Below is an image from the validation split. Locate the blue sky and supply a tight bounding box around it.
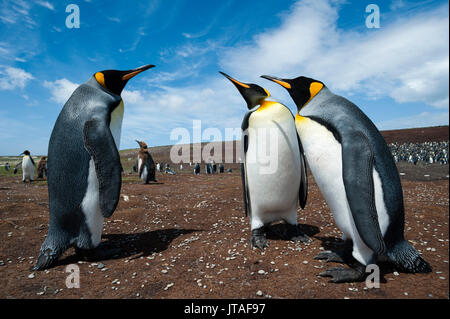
[0,0,448,155]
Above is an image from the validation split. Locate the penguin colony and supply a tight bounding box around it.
[20,64,432,285]
[390,141,448,165]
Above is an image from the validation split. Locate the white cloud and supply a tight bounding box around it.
[43,78,79,104]
[221,0,449,110]
[35,1,55,11]
[376,111,449,130]
[108,17,121,23]
[0,66,33,90]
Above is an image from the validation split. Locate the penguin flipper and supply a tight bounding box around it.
[83,118,122,218]
[297,136,308,209]
[342,131,386,255]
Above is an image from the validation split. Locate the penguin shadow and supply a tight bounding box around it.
[57,228,200,266]
[266,222,320,241]
[314,236,395,283]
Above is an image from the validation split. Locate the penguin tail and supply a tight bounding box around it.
[387,240,432,273]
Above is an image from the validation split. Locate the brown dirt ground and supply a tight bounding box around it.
[0,127,448,299]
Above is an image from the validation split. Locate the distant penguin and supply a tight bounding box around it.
[262,74,432,282]
[156,163,161,172]
[135,140,157,184]
[180,164,183,170]
[20,150,35,182]
[33,64,154,270]
[4,163,9,171]
[219,163,224,173]
[37,156,47,179]
[221,72,309,250]
[194,163,200,175]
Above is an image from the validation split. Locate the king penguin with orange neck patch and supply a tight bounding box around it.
[32,64,155,270]
[262,75,432,282]
[220,72,309,251]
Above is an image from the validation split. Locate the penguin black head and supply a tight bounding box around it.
[94,64,155,96]
[261,75,324,111]
[136,140,148,149]
[220,72,270,109]
[21,150,30,156]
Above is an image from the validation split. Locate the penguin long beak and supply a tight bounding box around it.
[122,64,155,81]
[219,71,250,89]
[261,75,291,89]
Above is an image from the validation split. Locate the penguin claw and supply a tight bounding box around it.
[250,234,269,251]
[314,251,345,263]
[318,267,365,283]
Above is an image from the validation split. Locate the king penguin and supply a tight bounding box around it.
[262,75,432,282]
[135,140,157,184]
[220,72,309,250]
[32,64,155,270]
[20,150,35,182]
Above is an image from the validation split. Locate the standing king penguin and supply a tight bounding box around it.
[135,140,157,184]
[220,72,309,250]
[21,150,35,182]
[262,75,432,282]
[33,65,154,270]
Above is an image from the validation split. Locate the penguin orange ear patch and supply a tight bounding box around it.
[309,82,323,99]
[95,72,106,88]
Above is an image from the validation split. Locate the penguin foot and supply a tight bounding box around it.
[314,250,345,263]
[318,266,366,283]
[250,228,269,251]
[32,248,59,271]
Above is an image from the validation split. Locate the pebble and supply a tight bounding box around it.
[164,283,174,290]
[303,261,308,264]
[256,290,263,296]
[161,269,168,274]
[257,270,265,275]
[97,263,105,269]
[28,273,35,279]
[393,271,399,276]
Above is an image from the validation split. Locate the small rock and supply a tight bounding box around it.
[256,290,263,296]
[257,270,265,275]
[97,263,105,269]
[28,273,35,279]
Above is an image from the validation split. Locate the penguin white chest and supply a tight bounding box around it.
[22,156,34,180]
[110,100,124,149]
